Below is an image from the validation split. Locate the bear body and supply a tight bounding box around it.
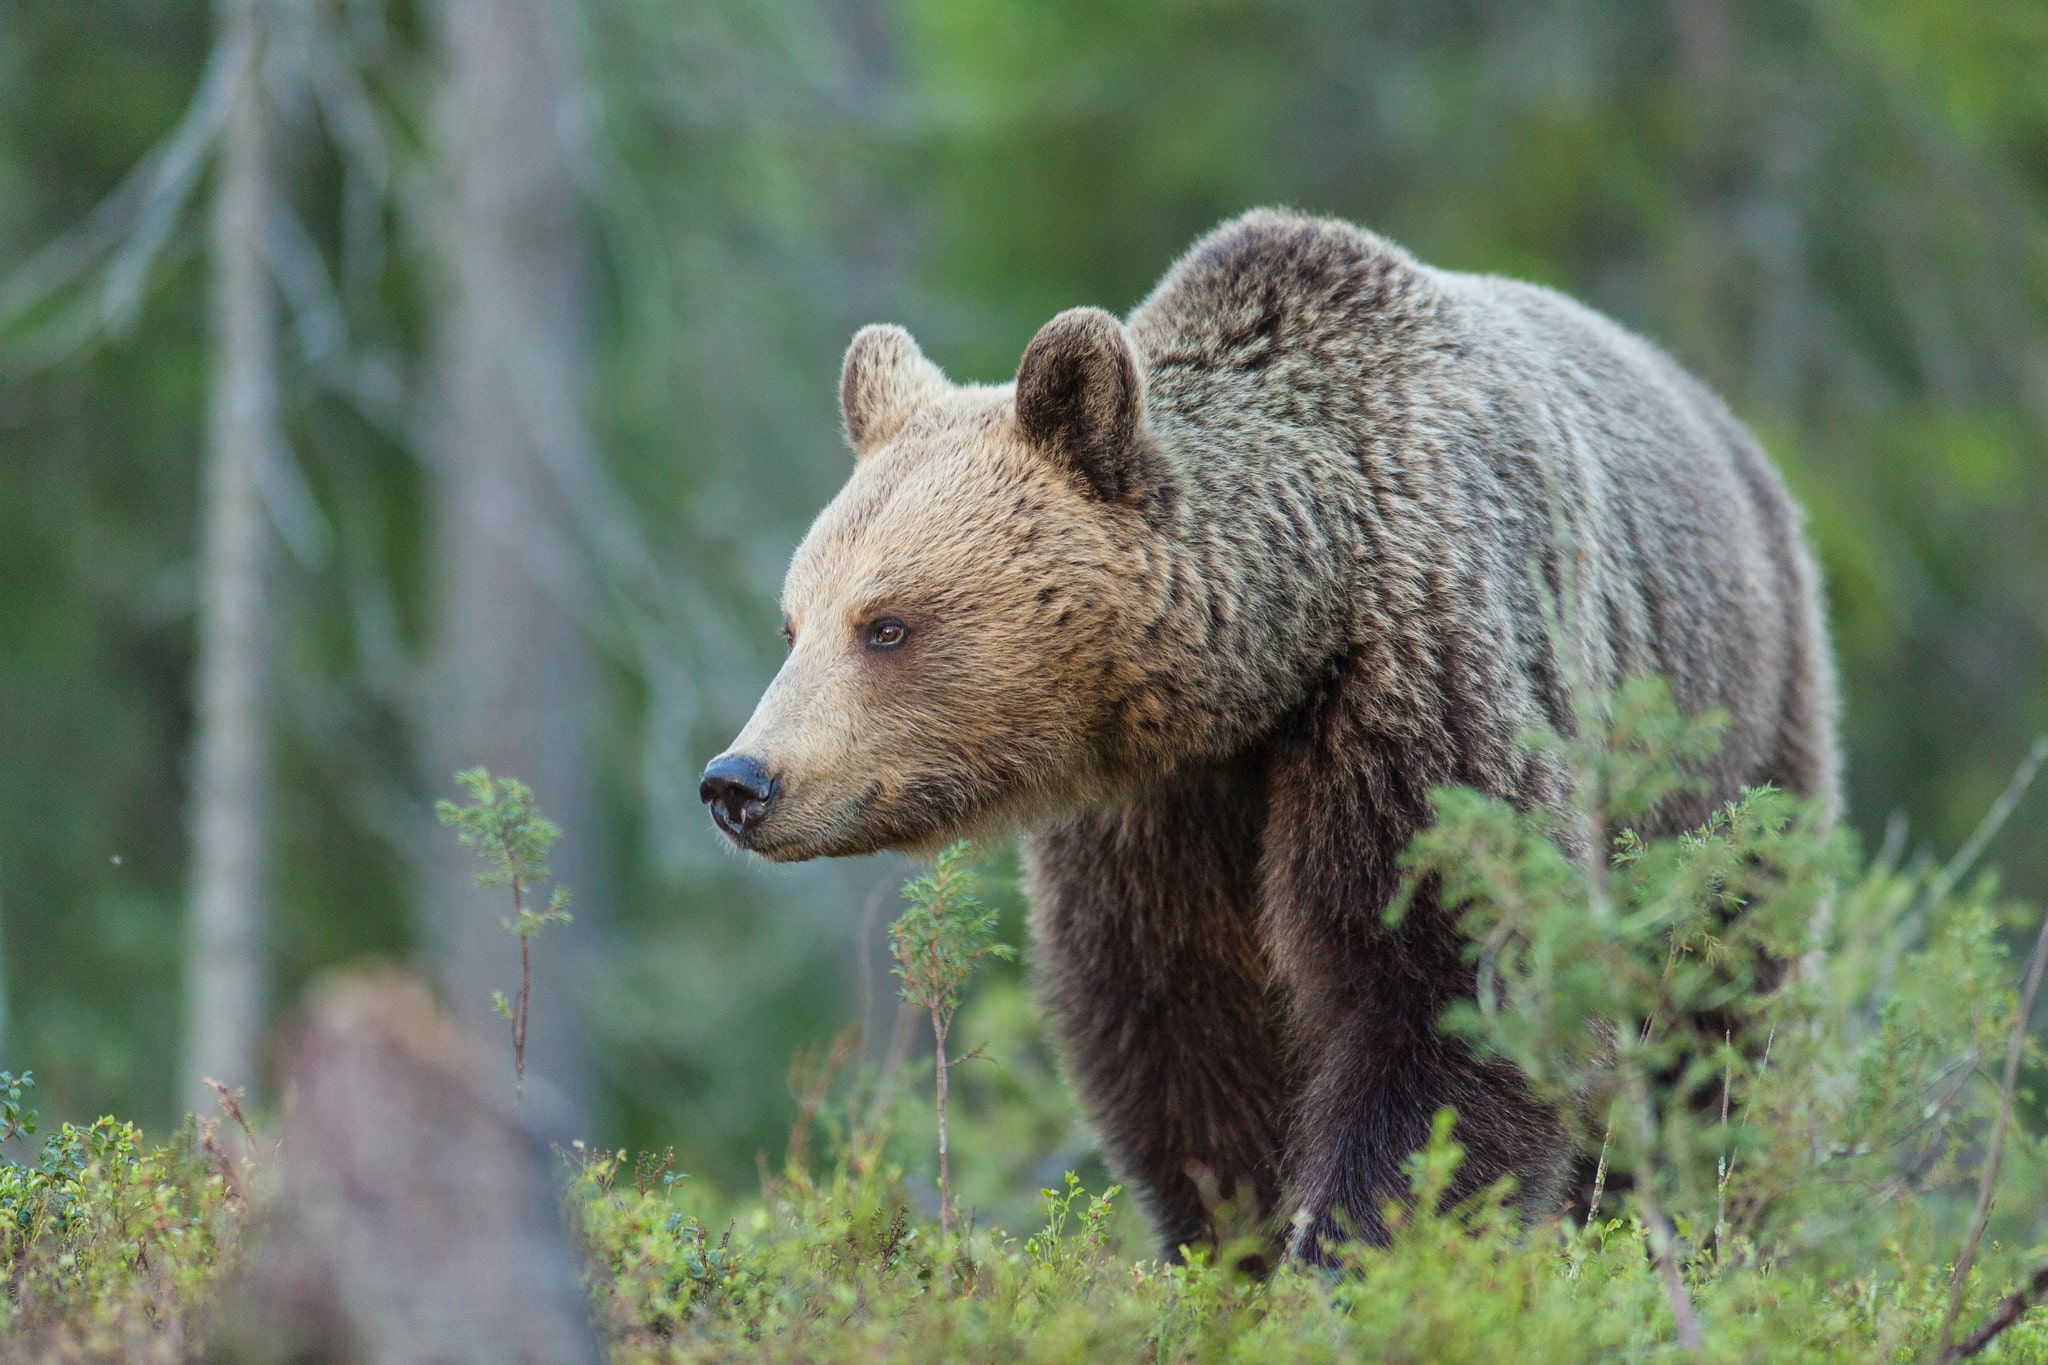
[702,210,1839,1258]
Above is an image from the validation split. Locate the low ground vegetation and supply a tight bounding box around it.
[4,685,2048,1362]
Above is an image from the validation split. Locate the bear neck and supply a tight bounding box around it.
[1097,422,1374,788]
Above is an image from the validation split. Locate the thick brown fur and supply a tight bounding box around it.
[708,210,1840,1261]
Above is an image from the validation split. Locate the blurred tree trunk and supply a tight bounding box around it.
[217,971,600,1365]
[183,0,279,1110]
[425,0,601,1114]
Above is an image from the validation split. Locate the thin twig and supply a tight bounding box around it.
[512,873,532,1103]
[1587,991,1672,1231]
[1711,1023,1777,1249]
[1713,1030,1734,1250]
[1891,738,2048,1014]
[861,998,920,1145]
[932,1003,954,1239]
[784,1028,860,1181]
[202,1077,255,1146]
[1934,892,2048,1358]
[1924,738,2048,913]
[0,33,241,339]
[1584,1119,1613,1230]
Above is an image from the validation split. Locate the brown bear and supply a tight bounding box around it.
[700,209,1839,1260]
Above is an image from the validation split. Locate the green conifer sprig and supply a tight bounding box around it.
[891,841,1014,1239]
[437,768,573,1101]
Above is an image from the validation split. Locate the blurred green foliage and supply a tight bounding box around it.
[0,0,2045,1207]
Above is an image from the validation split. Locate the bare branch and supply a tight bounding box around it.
[1925,738,2048,913]
[1951,1262,2048,1360]
[0,26,243,378]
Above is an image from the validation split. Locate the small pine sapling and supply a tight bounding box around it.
[890,841,1014,1238]
[437,768,573,1102]
[1396,677,1850,1348]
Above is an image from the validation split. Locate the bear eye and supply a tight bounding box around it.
[862,617,908,650]
[780,618,795,649]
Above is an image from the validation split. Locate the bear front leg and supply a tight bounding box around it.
[1025,761,1294,1262]
[1259,695,1567,1260]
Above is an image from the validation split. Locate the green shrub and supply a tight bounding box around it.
[0,1077,238,1360]
[7,685,2048,1361]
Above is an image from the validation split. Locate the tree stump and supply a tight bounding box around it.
[217,970,598,1365]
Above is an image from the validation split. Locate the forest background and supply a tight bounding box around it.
[1,0,2045,1207]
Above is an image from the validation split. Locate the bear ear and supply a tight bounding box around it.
[840,324,950,458]
[1014,307,1154,504]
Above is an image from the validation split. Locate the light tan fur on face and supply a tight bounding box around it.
[722,378,1158,861]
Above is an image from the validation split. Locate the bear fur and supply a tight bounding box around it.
[704,209,1839,1260]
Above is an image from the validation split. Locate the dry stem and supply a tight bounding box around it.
[512,874,529,1102]
[1950,1261,2048,1359]
[932,1003,954,1238]
[1583,1123,1613,1230]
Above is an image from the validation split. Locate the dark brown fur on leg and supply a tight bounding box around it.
[1026,757,1295,1261]
[1259,670,1567,1260]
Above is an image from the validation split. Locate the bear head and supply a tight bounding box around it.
[700,307,1173,861]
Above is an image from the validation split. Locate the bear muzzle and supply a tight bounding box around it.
[699,753,778,844]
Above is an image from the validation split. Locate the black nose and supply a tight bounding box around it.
[700,754,777,838]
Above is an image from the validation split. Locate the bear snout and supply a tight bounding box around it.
[699,753,778,842]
